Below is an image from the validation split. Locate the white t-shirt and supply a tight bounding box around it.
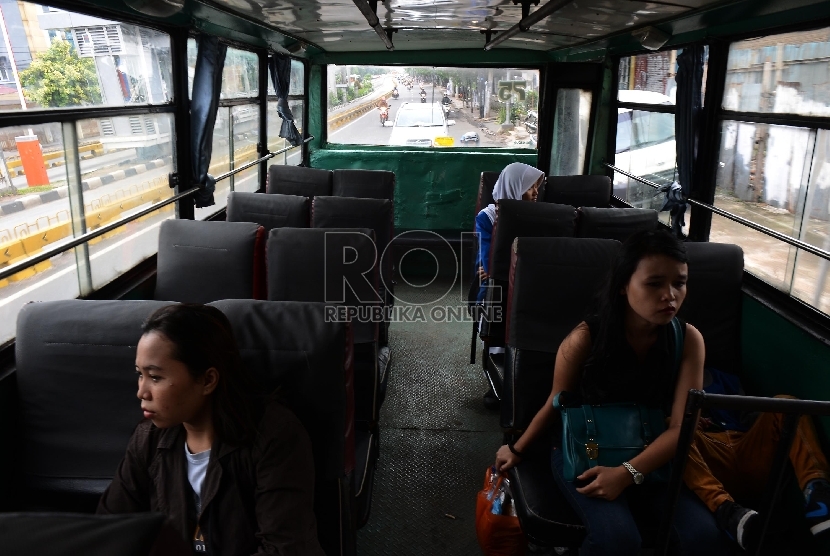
[185,442,211,516]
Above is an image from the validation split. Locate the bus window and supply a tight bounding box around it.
[326,65,539,149]
[616,111,632,154]
[631,111,675,149]
[550,88,592,176]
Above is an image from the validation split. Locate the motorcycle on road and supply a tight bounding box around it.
[379,107,389,126]
[420,91,427,103]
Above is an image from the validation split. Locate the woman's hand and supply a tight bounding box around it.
[495,444,522,472]
[477,266,489,281]
[575,466,632,501]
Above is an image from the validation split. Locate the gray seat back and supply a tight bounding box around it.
[227,191,310,231]
[543,175,611,207]
[503,238,620,429]
[475,171,500,220]
[155,220,265,303]
[209,299,353,480]
[490,199,577,282]
[0,512,187,556]
[209,299,356,556]
[576,207,658,241]
[267,165,332,197]
[312,196,394,297]
[267,227,380,344]
[15,300,169,509]
[678,242,744,374]
[332,169,395,200]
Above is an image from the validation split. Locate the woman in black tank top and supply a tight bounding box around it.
[494,229,730,556]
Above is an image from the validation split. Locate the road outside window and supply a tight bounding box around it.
[326,65,540,149]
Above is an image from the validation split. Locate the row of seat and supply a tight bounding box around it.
[11,298,362,555]
[475,172,613,217]
[169,192,396,312]
[267,166,395,201]
[5,166,407,553]
[501,237,745,547]
[476,198,659,396]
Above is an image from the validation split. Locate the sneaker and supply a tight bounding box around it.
[483,388,500,411]
[715,500,761,551]
[804,480,830,536]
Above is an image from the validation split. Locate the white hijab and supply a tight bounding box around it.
[482,163,545,224]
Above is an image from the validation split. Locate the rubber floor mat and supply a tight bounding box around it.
[357,279,503,554]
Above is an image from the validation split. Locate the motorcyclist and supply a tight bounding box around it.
[377,95,389,123]
[441,92,452,105]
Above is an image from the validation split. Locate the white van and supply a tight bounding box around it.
[614,90,676,192]
[388,102,454,147]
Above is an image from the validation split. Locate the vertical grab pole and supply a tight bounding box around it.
[658,389,704,556]
[752,412,799,556]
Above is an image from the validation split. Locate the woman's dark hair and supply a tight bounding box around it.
[142,304,260,446]
[581,229,687,400]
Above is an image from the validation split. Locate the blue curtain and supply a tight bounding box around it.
[190,36,227,208]
[268,55,302,147]
[664,46,704,236]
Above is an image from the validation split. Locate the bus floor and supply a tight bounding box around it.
[356,277,505,555]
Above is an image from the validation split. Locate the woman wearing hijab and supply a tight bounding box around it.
[474,162,544,303]
[474,162,544,409]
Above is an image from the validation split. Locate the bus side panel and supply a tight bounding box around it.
[740,294,830,554]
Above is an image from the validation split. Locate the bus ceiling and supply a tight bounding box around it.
[81,0,830,60]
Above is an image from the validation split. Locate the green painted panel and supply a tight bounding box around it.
[741,295,830,435]
[309,65,323,151]
[310,148,536,231]
[586,60,614,176]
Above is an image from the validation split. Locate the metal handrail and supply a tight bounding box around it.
[0,136,312,282]
[605,163,830,264]
[213,135,313,182]
[0,186,198,283]
[658,391,830,556]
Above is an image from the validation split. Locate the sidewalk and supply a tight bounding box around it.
[450,99,533,146]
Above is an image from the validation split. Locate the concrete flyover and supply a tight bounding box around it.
[328,87,396,131]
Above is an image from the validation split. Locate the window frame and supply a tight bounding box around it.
[321,63,544,151]
[609,26,830,333]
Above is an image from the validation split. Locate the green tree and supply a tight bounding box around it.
[20,40,102,107]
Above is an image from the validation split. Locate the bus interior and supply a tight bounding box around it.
[2,0,830,554]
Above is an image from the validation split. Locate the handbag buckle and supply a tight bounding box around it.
[586,442,599,460]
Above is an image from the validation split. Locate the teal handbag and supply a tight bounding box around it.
[554,317,684,483]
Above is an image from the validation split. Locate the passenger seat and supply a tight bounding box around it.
[332,169,395,201]
[480,199,577,399]
[227,191,310,231]
[503,238,620,548]
[266,228,380,529]
[211,299,358,556]
[267,165,332,197]
[542,175,612,207]
[154,220,266,303]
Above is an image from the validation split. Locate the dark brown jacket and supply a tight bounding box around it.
[97,402,324,556]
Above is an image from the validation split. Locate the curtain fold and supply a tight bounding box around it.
[268,55,302,147]
[663,45,704,236]
[190,35,227,208]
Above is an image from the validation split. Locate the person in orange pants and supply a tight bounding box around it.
[684,374,830,551]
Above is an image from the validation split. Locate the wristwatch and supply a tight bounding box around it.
[622,461,644,485]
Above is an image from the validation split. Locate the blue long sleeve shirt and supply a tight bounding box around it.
[474,211,494,304]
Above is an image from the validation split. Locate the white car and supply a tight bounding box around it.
[614,90,676,196]
[388,102,454,147]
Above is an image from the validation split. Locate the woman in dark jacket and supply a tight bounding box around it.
[98,304,324,556]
